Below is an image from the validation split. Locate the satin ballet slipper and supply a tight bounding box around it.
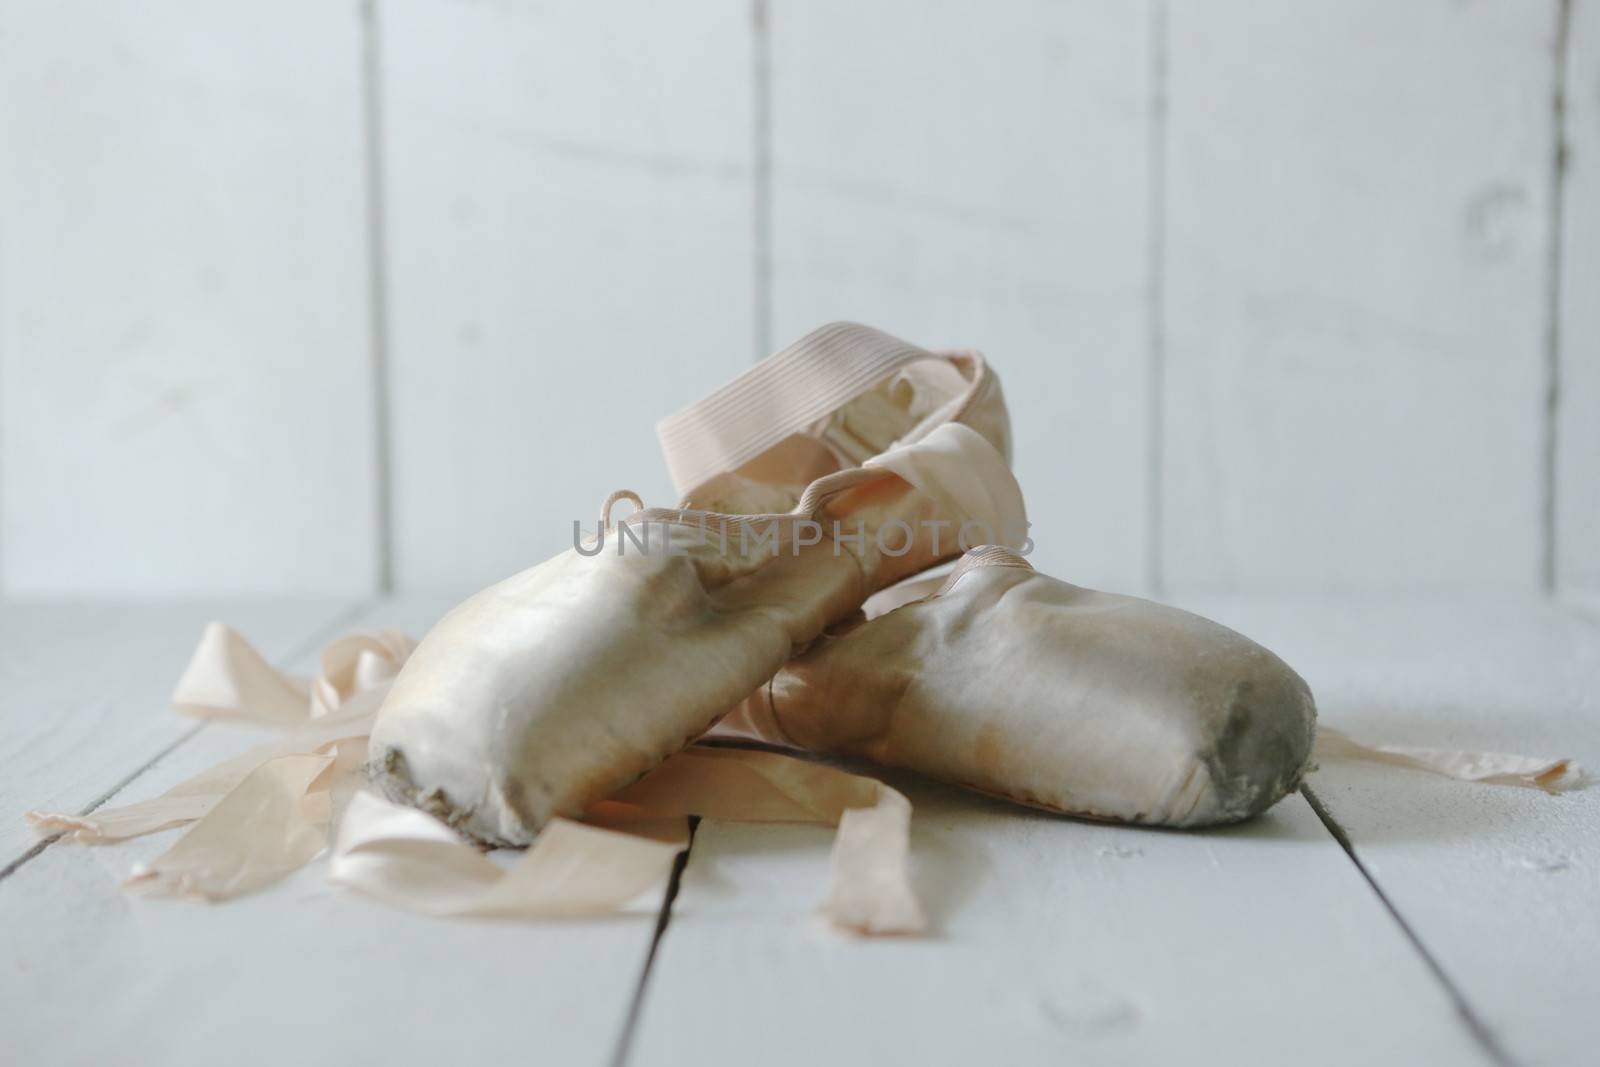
[714,547,1317,827]
[368,323,1028,845]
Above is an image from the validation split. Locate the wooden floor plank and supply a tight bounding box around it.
[1180,596,1600,1067]
[1,597,664,1067]
[0,599,357,865]
[630,776,1489,1066]
[10,596,1590,1066]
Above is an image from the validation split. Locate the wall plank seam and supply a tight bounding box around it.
[1147,0,1170,597]
[1,275,6,591]
[363,0,396,594]
[752,0,774,363]
[1545,0,1576,594]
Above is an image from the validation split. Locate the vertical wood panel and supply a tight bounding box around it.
[767,0,1154,589]
[381,0,755,593]
[1559,0,1600,600]
[0,2,377,595]
[1163,1,1556,592]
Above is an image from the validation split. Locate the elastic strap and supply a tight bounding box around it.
[656,322,950,497]
[935,545,1034,597]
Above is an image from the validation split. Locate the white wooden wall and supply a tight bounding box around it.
[1561,0,1600,608]
[1,0,1593,598]
[0,2,378,595]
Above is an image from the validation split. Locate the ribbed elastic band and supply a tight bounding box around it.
[936,545,1034,597]
[656,322,947,497]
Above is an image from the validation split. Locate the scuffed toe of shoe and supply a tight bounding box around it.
[366,719,546,847]
[1195,657,1318,825]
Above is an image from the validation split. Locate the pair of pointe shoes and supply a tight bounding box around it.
[368,324,1316,846]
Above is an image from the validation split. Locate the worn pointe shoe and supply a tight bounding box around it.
[368,323,1028,845]
[715,547,1318,826]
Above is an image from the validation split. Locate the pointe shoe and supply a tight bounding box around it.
[714,547,1318,826]
[368,323,1028,845]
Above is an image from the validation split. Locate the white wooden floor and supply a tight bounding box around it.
[2,595,1596,1067]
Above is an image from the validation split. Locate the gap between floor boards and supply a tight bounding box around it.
[1301,784,1520,1067]
[610,815,700,1067]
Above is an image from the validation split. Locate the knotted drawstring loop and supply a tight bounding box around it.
[599,490,645,534]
